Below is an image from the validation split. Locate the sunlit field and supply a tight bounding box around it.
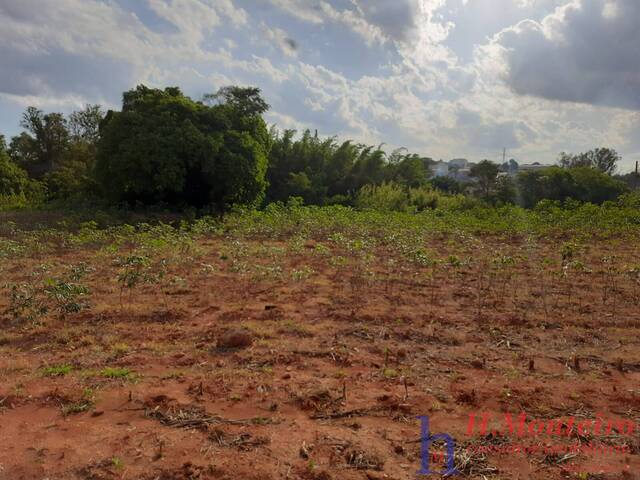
[1,205,639,479]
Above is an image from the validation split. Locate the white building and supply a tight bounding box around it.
[432,160,450,177]
[519,163,549,172]
[449,158,468,169]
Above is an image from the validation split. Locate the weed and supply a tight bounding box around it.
[61,400,92,415]
[42,365,73,377]
[100,367,134,379]
[44,278,90,316]
[111,343,130,357]
[60,388,95,415]
[67,262,95,281]
[382,368,398,379]
[3,282,48,324]
[291,266,314,281]
[117,254,151,307]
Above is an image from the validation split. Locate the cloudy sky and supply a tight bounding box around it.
[1,0,639,170]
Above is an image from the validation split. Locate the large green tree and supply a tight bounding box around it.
[68,104,104,144]
[10,107,69,177]
[0,134,42,202]
[266,129,431,205]
[558,148,621,175]
[45,104,104,201]
[470,160,500,200]
[95,85,270,209]
[518,166,628,207]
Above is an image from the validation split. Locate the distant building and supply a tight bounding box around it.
[432,160,450,177]
[519,162,549,173]
[449,158,468,169]
[453,168,472,182]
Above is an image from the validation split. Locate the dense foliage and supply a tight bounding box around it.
[4,104,103,205]
[0,135,45,209]
[0,84,638,213]
[96,86,270,209]
[518,166,629,208]
[266,129,432,205]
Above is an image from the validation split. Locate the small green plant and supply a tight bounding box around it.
[44,278,90,316]
[111,343,130,357]
[448,255,463,267]
[291,266,314,281]
[307,459,317,472]
[61,388,95,415]
[117,254,151,307]
[560,241,580,263]
[382,368,398,379]
[42,365,73,377]
[61,400,92,415]
[67,262,95,281]
[100,367,133,379]
[4,282,48,324]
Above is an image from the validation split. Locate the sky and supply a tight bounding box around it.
[1,0,639,171]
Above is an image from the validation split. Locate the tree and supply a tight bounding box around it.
[500,158,519,175]
[43,141,99,201]
[430,176,464,194]
[96,85,270,209]
[14,107,69,175]
[558,148,621,175]
[615,170,640,191]
[494,176,517,205]
[349,144,387,191]
[518,166,627,207]
[0,134,42,201]
[42,105,106,201]
[266,128,434,205]
[68,104,104,144]
[470,160,499,199]
[205,86,270,117]
[391,154,430,188]
[569,166,628,203]
[324,140,362,196]
[267,129,334,204]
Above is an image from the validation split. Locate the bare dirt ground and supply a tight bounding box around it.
[0,231,639,479]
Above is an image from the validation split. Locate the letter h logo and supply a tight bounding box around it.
[417,416,459,476]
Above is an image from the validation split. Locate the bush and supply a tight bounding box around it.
[0,141,46,209]
[518,166,629,208]
[617,192,640,208]
[355,182,471,213]
[356,183,410,212]
[430,176,464,194]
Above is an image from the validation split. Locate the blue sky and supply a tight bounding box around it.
[1,0,639,171]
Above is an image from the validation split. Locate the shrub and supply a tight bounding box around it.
[0,137,45,209]
[356,183,409,212]
[518,166,628,208]
[356,182,474,213]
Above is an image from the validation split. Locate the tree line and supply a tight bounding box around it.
[1,85,638,212]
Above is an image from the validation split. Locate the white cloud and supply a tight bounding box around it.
[260,22,298,57]
[0,0,638,171]
[265,0,325,23]
[492,0,640,110]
